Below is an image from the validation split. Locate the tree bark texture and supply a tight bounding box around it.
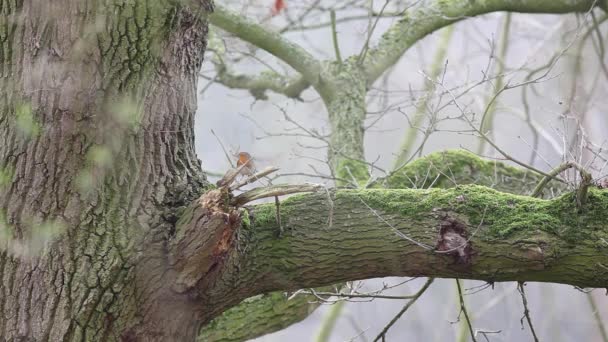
[227,186,608,291]
[0,0,212,340]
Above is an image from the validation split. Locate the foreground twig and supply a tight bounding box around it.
[232,184,322,206]
[230,166,280,190]
[517,282,540,342]
[586,292,608,342]
[373,278,435,342]
[315,301,345,342]
[457,279,478,342]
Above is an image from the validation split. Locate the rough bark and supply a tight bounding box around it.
[0,0,212,340]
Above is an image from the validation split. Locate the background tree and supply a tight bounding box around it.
[202,0,608,341]
[0,1,607,342]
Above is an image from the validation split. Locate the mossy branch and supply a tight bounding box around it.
[223,184,608,298]
[379,150,566,195]
[210,65,310,100]
[195,171,608,339]
[209,5,321,85]
[198,291,323,342]
[196,150,573,341]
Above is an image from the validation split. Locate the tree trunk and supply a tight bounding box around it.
[0,0,212,340]
[316,61,368,183]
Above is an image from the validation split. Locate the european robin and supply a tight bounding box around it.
[236,152,255,176]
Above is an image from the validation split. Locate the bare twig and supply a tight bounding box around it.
[586,292,608,342]
[517,282,540,342]
[456,279,478,342]
[372,278,435,342]
[211,129,235,167]
[358,0,391,65]
[304,289,422,302]
[231,166,280,190]
[330,9,343,65]
[475,329,501,342]
[430,75,566,181]
[477,13,512,154]
[232,184,321,206]
[531,161,592,208]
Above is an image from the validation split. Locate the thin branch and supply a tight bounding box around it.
[231,166,280,190]
[372,278,435,342]
[232,183,322,206]
[330,10,343,65]
[517,282,540,342]
[362,0,597,84]
[438,93,561,180]
[210,4,321,84]
[211,129,234,168]
[302,290,422,301]
[393,25,454,168]
[477,13,512,154]
[456,279,478,342]
[586,292,608,342]
[358,0,391,65]
[531,161,592,207]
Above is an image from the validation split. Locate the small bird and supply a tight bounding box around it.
[236,152,256,176]
[216,152,256,188]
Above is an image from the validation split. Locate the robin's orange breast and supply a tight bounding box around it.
[236,152,253,168]
[236,152,255,176]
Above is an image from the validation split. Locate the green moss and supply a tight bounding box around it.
[546,188,608,243]
[381,149,561,195]
[14,102,40,138]
[250,201,278,227]
[335,159,370,187]
[327,185,605,241]
[199,290,321,342]
[0,166,14,187]
[337,187,435,219]
[240,208,251,230]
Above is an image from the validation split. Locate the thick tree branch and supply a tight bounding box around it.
[211,68,310,100]
[188,181,608,338]
[206,30,310,100]
[209,5,321,85]
[194,150,569,340]
[222,185,608,300]
[198,291,323,342]
[363,0,598,83]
